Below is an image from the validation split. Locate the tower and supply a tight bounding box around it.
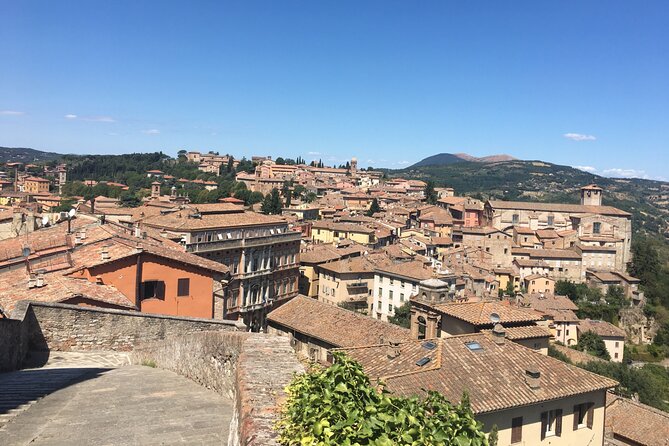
[350,157,358,172]
[580,184,603,206]
[151,181,161,200]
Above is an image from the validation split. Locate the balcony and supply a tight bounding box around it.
[186,230,301,253]
[346,282,369,295]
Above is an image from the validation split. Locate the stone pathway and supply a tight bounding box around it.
[0,355,233,445]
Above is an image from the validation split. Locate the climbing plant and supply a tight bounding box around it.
[277,352,488,446]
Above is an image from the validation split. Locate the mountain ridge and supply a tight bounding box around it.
[409,152,517,168]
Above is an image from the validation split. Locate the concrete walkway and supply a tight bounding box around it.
[0,355,233,445]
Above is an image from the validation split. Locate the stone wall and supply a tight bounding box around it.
[0,316,31,372]
[0,300,245,371]
[130,331,304,446]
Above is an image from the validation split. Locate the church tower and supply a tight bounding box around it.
[580,184,603,206]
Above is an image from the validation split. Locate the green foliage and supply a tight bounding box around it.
[580,361,669,412]
[387,302,411,329]
[261,188,283,215]
[654,321,669,347]
[574,331,611,360]
[277,352,488,446]
[487,425,498,446]
[52,198,77,213]
[424,180,438,205]
[304,191,317,203]
[547,345,572,364]
[366,198,381,217]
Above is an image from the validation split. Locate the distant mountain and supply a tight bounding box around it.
[410,152,517,168]
[0,146,65,163]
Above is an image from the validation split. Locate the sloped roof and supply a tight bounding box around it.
[606,393,669,446]
[487,200,630,217]
[267,295,412,347]
[429,301,541,326]
[339,334,616,414]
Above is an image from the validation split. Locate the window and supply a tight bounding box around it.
[378,287,383,298]
[388,304,393,313]
[541,409,562,439]
[512,214,519,224]
[377,300,382,310]
[547,216,554,226]
[177,278,190,297]
[511,417,523,443]
[615,341,619,348]
[573,403,594,430]
[141,280,165,300]
[389,290,394,300]
[593,222,601,234]
[390,278,394,285]
[400,293,405,302]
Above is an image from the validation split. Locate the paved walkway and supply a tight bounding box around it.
[0,354,233,445]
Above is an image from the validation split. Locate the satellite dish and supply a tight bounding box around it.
[490,313,501,324]
[42,215,49,226]
[68,208,76,218]
[22,247,31,258]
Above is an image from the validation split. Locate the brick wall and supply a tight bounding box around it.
[130,331,304,446]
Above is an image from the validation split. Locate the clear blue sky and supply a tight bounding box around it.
[1,1,667,180]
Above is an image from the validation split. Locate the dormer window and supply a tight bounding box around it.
[593,222,601,234]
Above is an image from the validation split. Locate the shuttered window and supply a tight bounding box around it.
[586,402,594,428]
[177,278,190,297]
[511,417,522,443]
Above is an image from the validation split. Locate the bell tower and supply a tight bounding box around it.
[580,184,603,206]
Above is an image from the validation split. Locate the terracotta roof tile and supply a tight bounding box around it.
[339,334,617,414]
[606,393,669,446]
[428,301,541,326]
[267,295,412,348]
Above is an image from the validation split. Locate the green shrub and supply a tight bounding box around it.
[277,352,488,446]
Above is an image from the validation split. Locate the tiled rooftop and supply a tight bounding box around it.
[427,301,541,326]
[267,295,412,348]
[605,393,669,446]
[339,334,617,414]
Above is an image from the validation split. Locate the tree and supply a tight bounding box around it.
[261,188,283,215]
[628,238,660,285]
[275,157,285,165]
[366,198,381,217]
[424,180,438,205]
[388,302,411,328]
[304,191,317,203]
[555,280,579,301]
[574,331,611,360]
[226,156,234,173]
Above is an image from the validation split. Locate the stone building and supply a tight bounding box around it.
[484,185,632,270]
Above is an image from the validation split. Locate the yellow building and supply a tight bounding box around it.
[311,221,376,246]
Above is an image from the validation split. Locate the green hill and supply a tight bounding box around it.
[0,146,65,163]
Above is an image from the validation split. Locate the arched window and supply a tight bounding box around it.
[417,316,427,340]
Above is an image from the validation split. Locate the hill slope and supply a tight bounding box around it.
[0,146,64,163]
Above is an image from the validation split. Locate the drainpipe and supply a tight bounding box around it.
[135,253,143,308]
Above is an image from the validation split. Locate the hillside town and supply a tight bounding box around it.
[0,152,666,446]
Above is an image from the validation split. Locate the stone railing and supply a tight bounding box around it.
[0,300,245,371]
[131,331,304,446]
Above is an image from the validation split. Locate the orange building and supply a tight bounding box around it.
[23,177,50,194]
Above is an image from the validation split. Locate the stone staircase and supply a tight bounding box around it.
[0,351,130,430]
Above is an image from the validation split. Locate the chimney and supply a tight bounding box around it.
[492,323,506,345]
[525,366,541,390]
[80,229,87,240]
[101,248,110,261]
[135,243,144,253]
[28,274,37,289]
[95,275,104,284]
[74,234,83,245]
[387,340,401,359]
[36,271,45,287]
